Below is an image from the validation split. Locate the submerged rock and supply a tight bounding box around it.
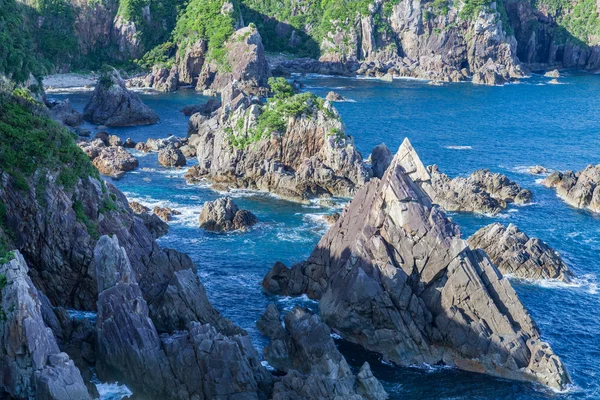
[468,223,574,282]
[263,138,570,390]
[0,252,92,399]
[83,69,159,127]
[529,165,549,175]
[542,165,600,212]
[257,304,388,400]
[198,197,258,232]
[427,165,532,214]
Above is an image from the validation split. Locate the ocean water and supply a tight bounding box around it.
[54,72,600,399]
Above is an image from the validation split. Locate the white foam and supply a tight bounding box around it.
[261,361,276,371]
[513,165,551,176]
[330,332,342,340]
[123,193,201,228]
[95,382,132,400]
[507,273,598,294]
[67,310,97,320]
[445,145,472,150]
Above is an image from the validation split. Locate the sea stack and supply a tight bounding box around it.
[263,138,570,390]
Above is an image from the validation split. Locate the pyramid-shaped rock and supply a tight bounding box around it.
[263,138,570,390]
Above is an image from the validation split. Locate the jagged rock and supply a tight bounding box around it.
[542,165,600,212]
[123,138,137,148]
[263,138,570,390]
[90,146,139,178]
[94,235,272,399]
[323,212,340,224]
[129,201,150,214]
[46,98,83,127]
[147,65,179,92]
[258,304,388,400]
[370,143,393,179]
[326,91,346,101]
[145,135,186,152]
[179,144,196,158]
[529,165,549,175]
[196,26,271,94]
[128,202,169,238]
[83,69,159,126]
[135,142,150,152]
[198,197,258,232]
[468,223,574,282]
[545,69,560,78]
[177,39,206,85]
[153,206,181,222]
[0,252,91,399]
[158,146,187,168]
[427,165,532,215]
[181,98,221,116]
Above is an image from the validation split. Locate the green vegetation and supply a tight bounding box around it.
[459,0,494,20]
[73,200,99,240]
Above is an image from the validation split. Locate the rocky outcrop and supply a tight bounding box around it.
[542,165,600,212]
[326,91,346,101]
[198,197,258,232]
[94,235,273,399]
[83,69,159,126]
[262,138,570,390]
[427,165,532,214]
[0,252,92,399]
[181,98,221,117]
[158,146,186,167]
[529,165,549,175]
[153,206,180,222]
[370,143,393,179]
[196,26,271,94]
[257,304,388,400]
[468,223,574,282]
[186,83,370,202]
[128,202,169,238]
[78,140,138,178]
[46,98,83,127]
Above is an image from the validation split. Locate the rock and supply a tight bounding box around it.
[181,98,221,117]
[153,206,181,222]
[198,197,258,232]
[129,201,150,214]
[370,143,393,179]
[545,69,560,78]
[529,165,548,175]
[179,144,196,158]
[90,146,139,178]
[46,98,83,127]
[326,91,346,101]
[258,304,388,400]
[177,39,206,85]
[123,138,137,148]
[542,165,600,212]
[83,69,159,126]
[468,223,574,282]
[427,165,532,215]
[129,202,168,238]
[158,146,187,168]
[549,79,560,84]
[263,138,570,391]
[145,135,185,152]
[148,65,179,92]
[323,212,340,224]
[107,134,123,147]
[0,252,92,399]
[380,73,393,82]
[135,142,150,152]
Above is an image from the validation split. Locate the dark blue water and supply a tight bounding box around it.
[54,73,600,399]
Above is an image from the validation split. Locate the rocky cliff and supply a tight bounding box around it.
[263,138,570,390]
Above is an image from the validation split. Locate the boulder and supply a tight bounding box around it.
[326,91,346,101]
[145,135,186,152]
[542,165,600,212]
[263,138,570,391]
[158,146,187,168]
[0,252,91,399]
[198,197,258,232]
[123,138,137,148]
[370,143,393,179]
[83,69,159,126]
[91,146,139,178]
[529,165,548,175]
[468,223,574,282]
[544,69,560,78]
[323,212,340,224]
[153,206,181,222]
[46,98,83,127]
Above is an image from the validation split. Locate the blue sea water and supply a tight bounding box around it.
[54,72,600,399]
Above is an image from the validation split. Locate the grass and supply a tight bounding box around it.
[73,200,99,240]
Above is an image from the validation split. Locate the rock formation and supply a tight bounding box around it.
[257,304,388,400]
[326,91,346,101]
[153,206,180,222]
[529,165,549,175]
[158,145,187,167]
[128,202,169,238]
[468,223,574,282]
[0,252,92,399]
[542,165,600,212]
[83,69,159,126]
[81,142,139,178]
[370,143,393,179]
[46,98,83,127]
[199,197,258,232]
[185,82,370,202]
[263,138,570,390]
[427,165,532,214]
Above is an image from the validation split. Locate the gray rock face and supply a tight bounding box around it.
[263,138,570,390]
[468,223,574,282]
[199,197,258,232]
[94,235,272,399]
[158,146,187,168]
[257,304,388,400]
[83,144,139,178]
[128,202,169,238]
[46,98,83,127]
[542,165,600,212]
[0,252,91,400]
[83,69,159,126]
[370,143,393,179]
[186,83,370,202]
[427,165,532,214]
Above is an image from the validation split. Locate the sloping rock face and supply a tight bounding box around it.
[263,138,570,390]
[83,69,159,126]
[542,165,600,212]
[94,235,273,399]
[468,223,573,282]
[257,304,388,400]
[197,26,271,95]
[186,84,370,202]
[427,165,532,215]
[0,252,91,399]
[199,197,258,232]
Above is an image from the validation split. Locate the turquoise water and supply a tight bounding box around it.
[54,73,600,399]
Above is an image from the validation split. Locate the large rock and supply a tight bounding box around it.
[83,69,159,126]
[94,235,272,399]
[90,145,139,178]
[46,98,83,127]
[542,165,600,212]
[198,197,258,232]
[263,138,570,390]
[468,223,574,282]
[158,146,187,168]
[0,252,91,399]
[258,304,388,400]
[427,165,532,214]
[370,143,393,179]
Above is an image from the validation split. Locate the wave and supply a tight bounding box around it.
[512,165,551,176]
[506,273,598,294]
[123,192,201,228]
[444,145,472,150]
[95,382,132,400]
[67,309,97,321]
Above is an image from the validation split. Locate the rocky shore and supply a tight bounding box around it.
[542,165,600,212]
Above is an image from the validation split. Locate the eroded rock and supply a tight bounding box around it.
[542,165,600,212]
[199,197,258,232]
